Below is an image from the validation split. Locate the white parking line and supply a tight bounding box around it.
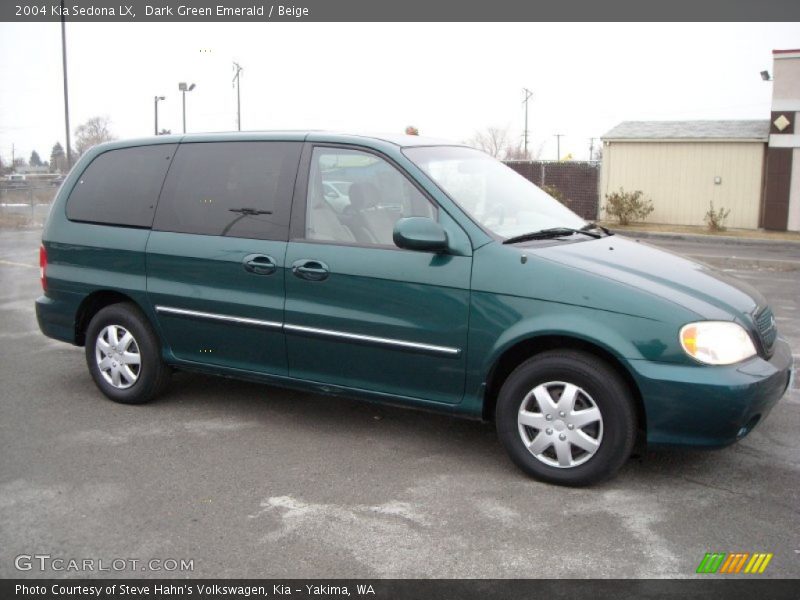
[0,259,37,269]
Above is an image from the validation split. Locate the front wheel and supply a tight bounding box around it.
[495,350,636,486]
[84,302,170,404]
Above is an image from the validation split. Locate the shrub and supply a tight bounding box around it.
[542,184,567,205]
[704,201,731,232]
[603,188,654,226]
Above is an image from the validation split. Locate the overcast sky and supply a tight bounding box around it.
[0,22,797,164]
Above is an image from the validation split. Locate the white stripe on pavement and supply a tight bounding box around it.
[0,259,37,269]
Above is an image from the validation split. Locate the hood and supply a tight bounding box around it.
[534,235,764,320]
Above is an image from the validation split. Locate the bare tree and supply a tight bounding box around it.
[503,141,529,161]
[467,127,547,161]
[467,127,513,159]
[75,116,116,157]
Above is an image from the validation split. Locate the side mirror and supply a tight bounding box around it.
[393,217,448,252]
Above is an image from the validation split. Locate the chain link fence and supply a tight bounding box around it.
[0,183,58,228]
[503,160,601,221]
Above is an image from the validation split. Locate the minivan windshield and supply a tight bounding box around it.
[404,146,586,240]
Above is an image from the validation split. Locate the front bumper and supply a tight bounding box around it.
[629,339,793,447]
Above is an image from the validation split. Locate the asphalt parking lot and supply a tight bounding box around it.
[0,228,798,579]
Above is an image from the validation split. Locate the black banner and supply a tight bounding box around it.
[3,579,800,600]
[3,0,800,22]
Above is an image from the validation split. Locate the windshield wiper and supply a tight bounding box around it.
[502,227,602,244]
[580,222,613,236]
[228,207,273,216]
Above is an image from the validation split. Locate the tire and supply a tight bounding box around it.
[495,350,636,486]
[84,302,170,404]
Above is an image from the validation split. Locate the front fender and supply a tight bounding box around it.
[459,292,688,417]
[487,310,646,365]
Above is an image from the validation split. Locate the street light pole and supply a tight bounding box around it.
[232,62,243,131]
[554,134,563,160]
[178,82,196,134]
[154,96,165,135]
[60,0,72,169]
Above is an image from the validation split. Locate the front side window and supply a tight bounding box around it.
[305,147,435,246]
[153,141,301,240]
[66,144,177,227]
[404,146,585,239]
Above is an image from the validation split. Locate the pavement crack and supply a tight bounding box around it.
[680,476,800,516]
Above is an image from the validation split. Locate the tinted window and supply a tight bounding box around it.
[154,141,301,240]
[66,144,177,227]
[305,147,436,246]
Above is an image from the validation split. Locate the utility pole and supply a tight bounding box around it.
[554,134,564,161]
[60,0,72,169]
[232,62,243,131]
[589,137,598,161]
[522,88,533,158]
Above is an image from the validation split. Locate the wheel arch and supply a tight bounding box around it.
[74,290,147,346]
[482,334,646,440]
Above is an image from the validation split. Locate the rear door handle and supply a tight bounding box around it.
[243,254,276,275]
[292,259,329,281]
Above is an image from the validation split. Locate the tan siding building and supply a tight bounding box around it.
[767,48,800,231]
[600,120,769,229]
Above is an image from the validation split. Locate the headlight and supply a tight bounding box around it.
[679,321,757,365]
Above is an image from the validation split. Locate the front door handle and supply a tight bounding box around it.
[292,259,330,282]
[243,254,276,275]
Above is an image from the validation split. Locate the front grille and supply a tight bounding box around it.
[754,306,778,357]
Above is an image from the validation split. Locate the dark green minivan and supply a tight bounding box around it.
[36,132,793,486]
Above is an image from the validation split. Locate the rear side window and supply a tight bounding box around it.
[66,144,177,227]
[153,141,301,240]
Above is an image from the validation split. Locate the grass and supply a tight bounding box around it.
[598,221,800,242]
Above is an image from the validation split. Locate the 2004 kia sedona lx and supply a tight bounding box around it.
[36,132,794,486]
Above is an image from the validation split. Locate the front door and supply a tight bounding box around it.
[284,145,471,405]
[147,140,302,375]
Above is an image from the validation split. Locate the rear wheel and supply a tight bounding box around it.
[84,303,170,404]
[495,350,636,486]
